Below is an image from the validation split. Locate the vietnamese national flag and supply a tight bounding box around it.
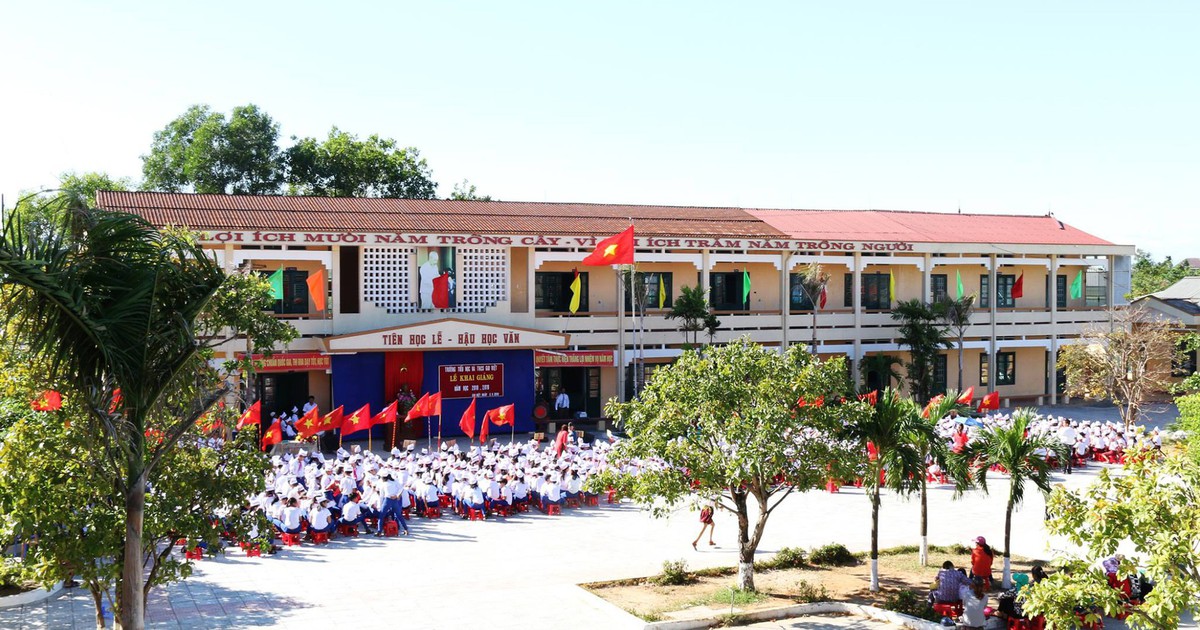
[31,390,63,412]
[261,419,283,450]
[977,391,1000,412]
[479,406,490,443]
[318,406,344,433]
[237,400,261,430]
[342,404,372,437]
[295,405,321,438]
[487,403,517,427]
[956,387,974,405]
[426,392,442,416]
[405,393,430,422]
[1012,273,1024,299]
[581,226,635,266]
[459,398,476,440]
[432,272,451,309]
[372,400,398,426]
[307,268,327,311]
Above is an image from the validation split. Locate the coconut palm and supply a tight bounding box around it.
[795,262,830,354]
[955,408,1068,589]
[839,388,936,591]
[914,391,970,566]
[860,353,902,391]
[939,295,977,390]
[0,204,226,630]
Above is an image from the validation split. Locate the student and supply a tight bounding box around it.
[1057,419,1077,474]
[958,577,989,629]
[340,493,365,533]
[970,536,995,588]
[375,473,410,536]
[931,561,970,604]
[692,502,716,550]
[309,499,335,536]
[280,498,305,535]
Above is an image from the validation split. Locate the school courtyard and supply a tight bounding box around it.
[5,406,1183,630]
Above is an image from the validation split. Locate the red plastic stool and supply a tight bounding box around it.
[564,497,581,509]
[184,548,204,560]
[606,489,618,504]
[932,603,962,618]
[467,508,486,521]
[245,547,261,558]
[825,480,840,493]
[338,523,359,537]
[424,507,442,519]
[490,503,510,517]
[281,533,302,546]
[545,503,561,515]
[439,495,452,508]
[584,494,600,507]
[312,532,330,545]
[383,520,400,537]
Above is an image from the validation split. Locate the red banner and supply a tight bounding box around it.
[439,363,504,399]
[239,352,331,373]
[534,350,615,367]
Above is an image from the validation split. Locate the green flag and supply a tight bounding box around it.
[956,270,964,299]
[1070,270,1083,299]
[742,270,751,308]
[268,267,284,301]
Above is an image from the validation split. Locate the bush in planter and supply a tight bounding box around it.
[769,546,807,569]
[0,557,35,594]
[882,589,939,621]
[652,559,693,586]
[809,543,856,566]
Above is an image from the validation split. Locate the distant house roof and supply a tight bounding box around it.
[95,191,1120,247]
[1135,277,1200,322]
[1184,257,1200,269]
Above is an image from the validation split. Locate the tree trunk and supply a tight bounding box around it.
[90,585,106,629]
[811,310,818,355]
[919,478,929,566]
[870,486,881,591]
[732,491,755,591]
[120,471,146,630]
[1003,497,1014,590]
[957,335,965,391]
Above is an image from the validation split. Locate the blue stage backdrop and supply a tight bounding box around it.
[330,353,386,440]
[423,349,536,437]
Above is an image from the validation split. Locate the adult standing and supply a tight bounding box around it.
[1057,419,1077,474]
[553,386,571,420]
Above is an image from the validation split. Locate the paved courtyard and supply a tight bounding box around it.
[1,403,1186,629]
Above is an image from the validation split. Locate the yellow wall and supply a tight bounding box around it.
[711,261,781,311]
[511,247,529,313]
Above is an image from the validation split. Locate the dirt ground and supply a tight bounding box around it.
[585,550,1042,622]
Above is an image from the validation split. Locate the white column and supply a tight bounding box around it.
[780,251,791,349]
[923,253,932,302]
[1049,254,1058,404]
[700,249,711,298]
[852,252,863,387]
[988,254,997,392]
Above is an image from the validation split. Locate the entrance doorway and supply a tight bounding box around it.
[258,372,309,418]
[535,367,601,419]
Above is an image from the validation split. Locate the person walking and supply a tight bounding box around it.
[1057,419,1077,474]
[692,502,716,550]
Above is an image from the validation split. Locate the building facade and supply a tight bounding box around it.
[97,192,1135,436]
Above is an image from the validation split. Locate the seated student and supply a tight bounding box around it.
[541,474,563,510]
[931,561,970,604]
[463,479,486,516]
[279,498,305,535]
[565,470,582,502]
[971,536,995,587]
[339,492,365,533]
[958,577,989,630]
[308,499,335,536]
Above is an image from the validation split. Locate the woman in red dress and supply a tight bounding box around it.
[692,503,716,549]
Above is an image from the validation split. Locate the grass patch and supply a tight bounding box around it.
[636,611,664,622]
[690,586,766,608]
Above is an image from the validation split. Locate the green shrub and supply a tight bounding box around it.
[793,579,830,603]
[0,557,32,590]
[703,586,765,607]
[653,558,694,586]
[947,543,972,555]
[882,589,939,621]
[810,543,856,566]
[770,546,807,569]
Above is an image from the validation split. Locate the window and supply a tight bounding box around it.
[996,274,1016,308]
[264,268,310,315]
[980,274,989,308]
[710,272,748,311]
[984,351,1016,385]
[1085,270,1107,307]
[1173,345,1198,377]
[931,274,948,302]
[843,273,891,310]
[624,272,673,311]
[932,354,947,396]
[789,273,816,311]
[535,271,588,312]
[1056,275,1067,308]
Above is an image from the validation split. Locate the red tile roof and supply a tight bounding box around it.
[95,191,1117,247]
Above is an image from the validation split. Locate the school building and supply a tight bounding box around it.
[96,191,1135,436]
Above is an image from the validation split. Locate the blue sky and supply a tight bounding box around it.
[1,1,1196,258]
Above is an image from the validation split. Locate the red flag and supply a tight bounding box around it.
[956,387,974,405]
[857,390,878,406]
[426,392,442,416]
[109,388,123,413]
[581,226,635,266]
[921,394,946,418]
[977,392,1000,412]
[405,393,430,422]
[819,286,827,309]
[295,406,321,439]
[1012,273,1024,299]
[31,390,63,412]
[318,406,345,433]
[306,268,327,311]
[486,403,517,426]
[261,418,283,450]
[432,272,451,309]
[237,400,262,429]
[459,398,476,440]
[372,400,398,426]
[479,407,490,443]
[342,404,372,436]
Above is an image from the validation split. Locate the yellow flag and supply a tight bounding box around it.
[889,270,896,303]
[569,271,582,313]
[658,274,667,309]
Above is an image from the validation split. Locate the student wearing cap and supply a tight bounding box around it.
[309,498,335,536]
[970,536,995,587]
[958,576,989,629]
[340,492,365,533]
[375,473,410,536]
[279,498,305,535]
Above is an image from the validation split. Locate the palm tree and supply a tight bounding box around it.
[795,262,830,354]
[860,353,903,391]
[955,409,1068,589]
[839,388,935,591]
[915,392,969,566]
[0,204,226,630]
[666,284,708,346]
[892,299,953,404]
[939,295,977,391]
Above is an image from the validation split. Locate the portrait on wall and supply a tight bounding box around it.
[417,246,456,309]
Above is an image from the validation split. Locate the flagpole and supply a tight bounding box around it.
[426,416,431,452]
[616,266,626,403]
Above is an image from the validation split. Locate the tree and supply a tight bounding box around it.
[838,388,934,590]
[8,172,132,226]
[954,409,1066,589]
[703,312,721,345]
[591,340,866,591]
[1130,249,1197,298]
[939,295,977,391]
[913,392,964,566]
[892,299,952,403]
[1058,306,1181,430]
[1023,453,1200,629]
[795,262,830,354]
[284,127,437,198]
[860,354,902,391]
[142,104,284,194]
[450,179,493,201]
[0,204,228,630]
[666,284,710,346]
